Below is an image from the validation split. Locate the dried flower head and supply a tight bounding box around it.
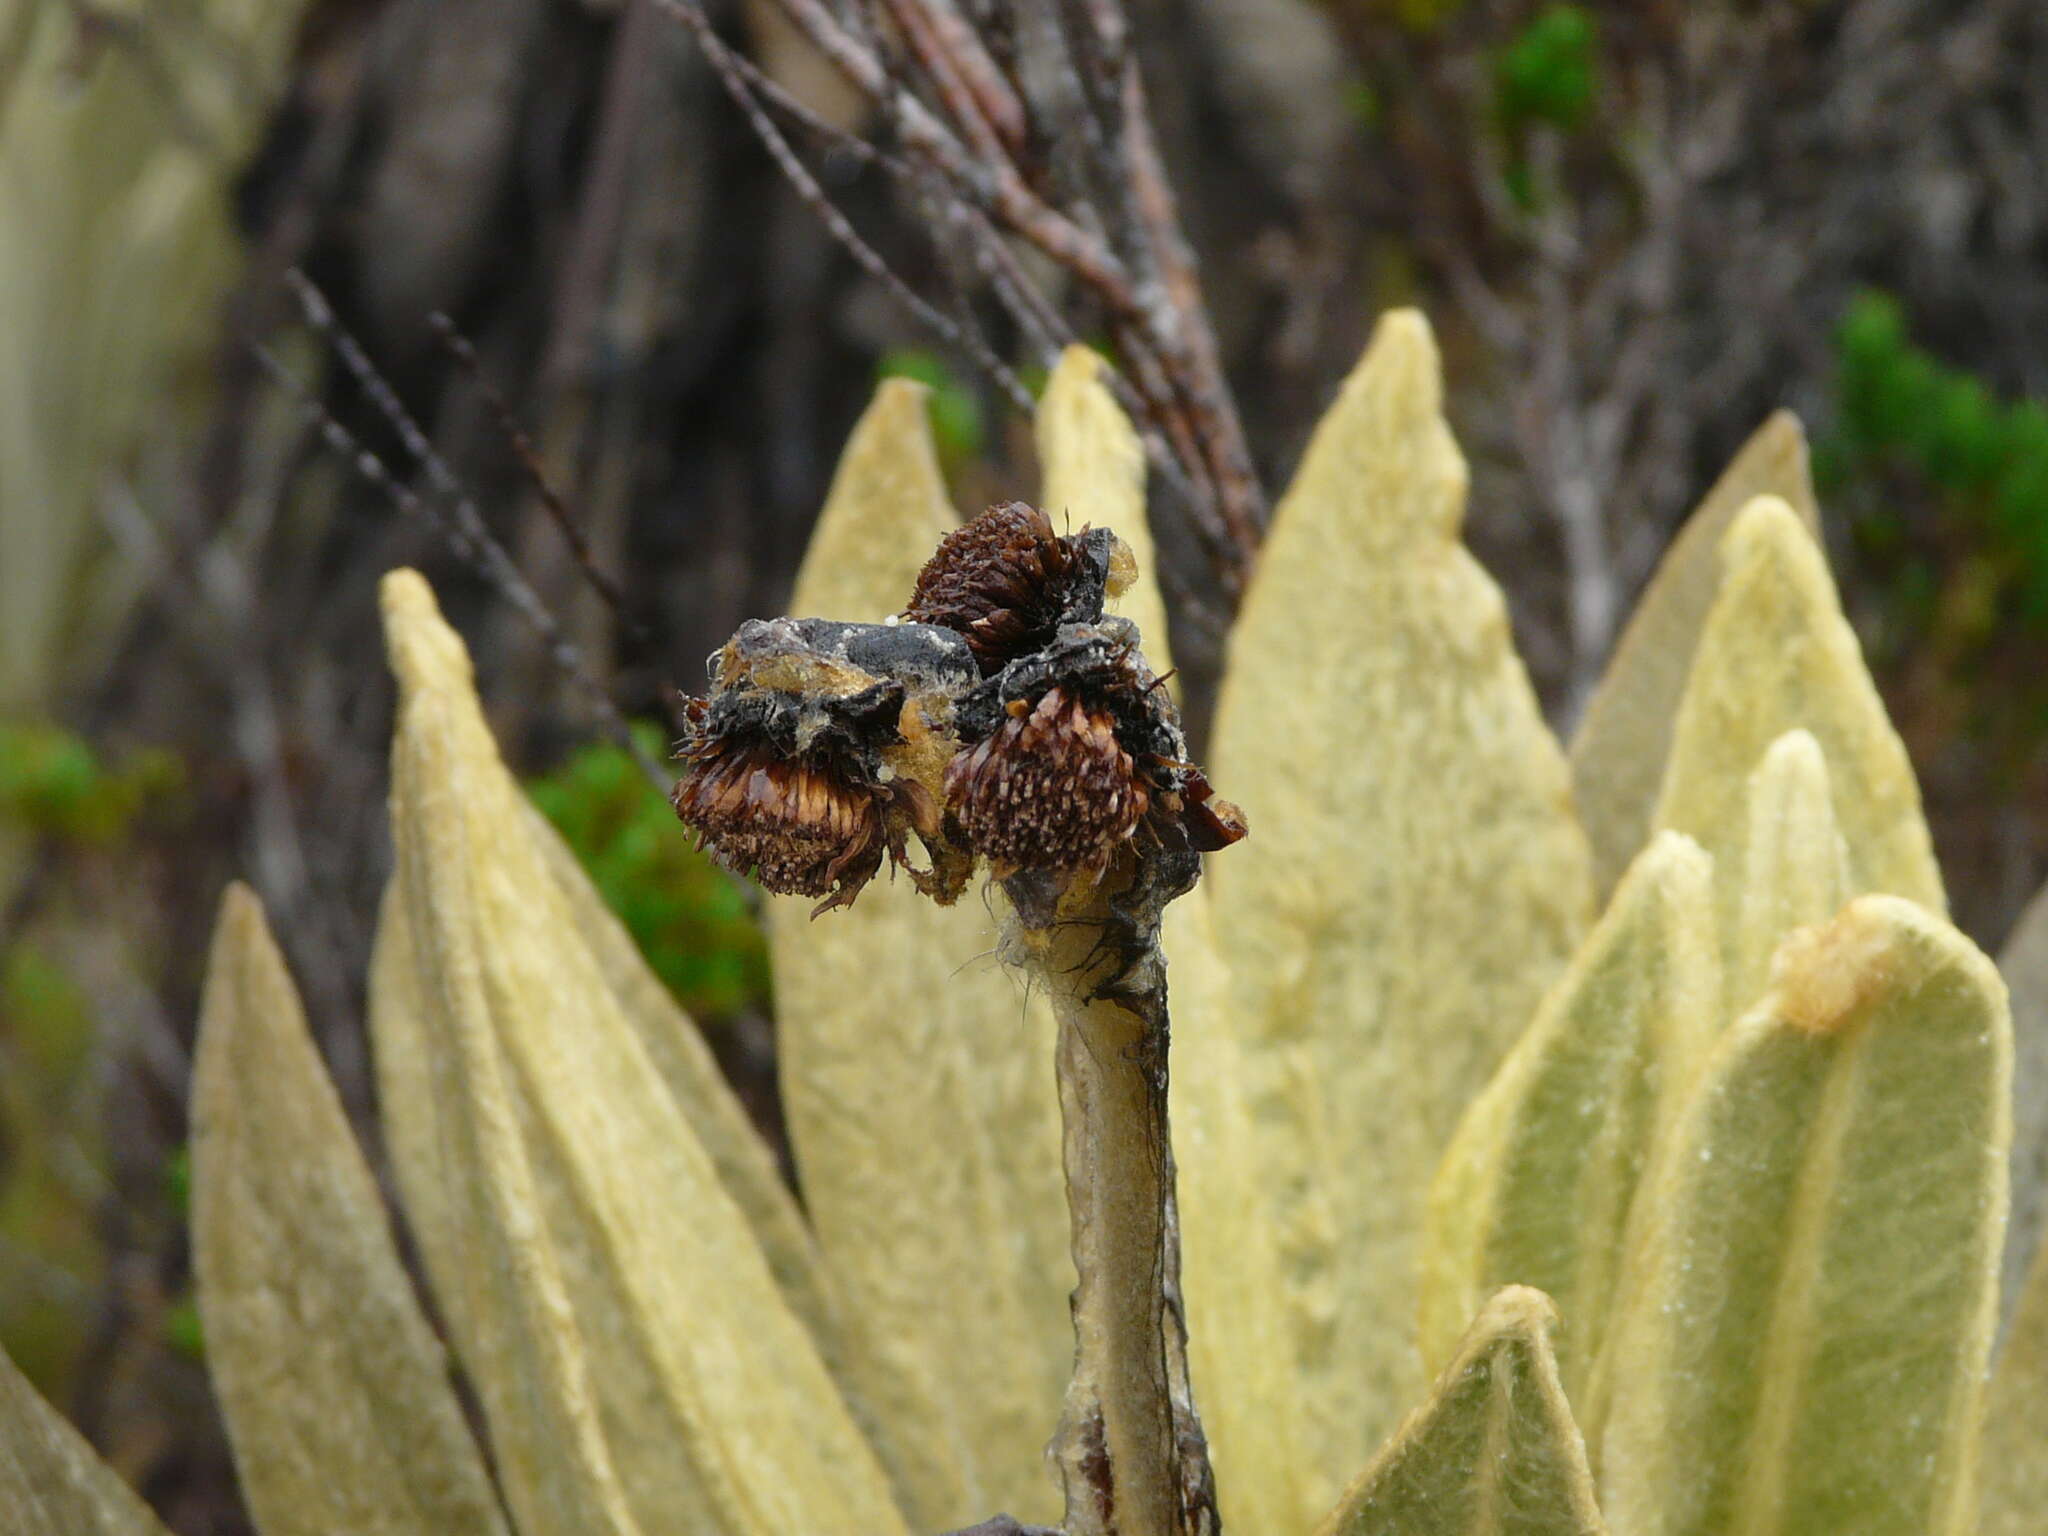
[945,685,1149,877]
[670,701,890,907]
[904,501,1111,673]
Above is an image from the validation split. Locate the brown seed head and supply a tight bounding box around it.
[904,501,1088,674]
[671,741,885,904]
[944,686,1148,875]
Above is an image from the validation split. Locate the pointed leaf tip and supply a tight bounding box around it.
[1035,343,1172,680]
[1209,306,1591,1512]
[1316,1286,1606,1536]
[1728,728,1852,1011]
[193,883,509,1536]
[791,375,956,622]
[1572,413,1818,892]
[1652,493,1943,926]
[0,1343,170,1536]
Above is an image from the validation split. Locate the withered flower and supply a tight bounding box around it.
[670,616,970,912]
[945,686,1148,878]
[904,501,1115,673]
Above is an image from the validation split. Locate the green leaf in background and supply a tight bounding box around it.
[1494,5,1600,135]
[1597,896,2008,1536]
[1314,1287,1606,1536]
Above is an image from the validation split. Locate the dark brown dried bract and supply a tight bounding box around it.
[905,501,1087,674]
[945,686,1148,876]
[671,744,886,907]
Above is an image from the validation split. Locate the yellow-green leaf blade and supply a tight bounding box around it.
[1598,896,2008,1536]
[1421,832,1719,1397]
[386,683,643,1536]
[0,1342,169,1536]
[1729,729,1853,1013]
[1651,495,1944,932]
[381,569,909,1536]
[1036,343,1175,683]
[1571,412,1819,891]
[192,883,510,1536]
[1315,1286,1607,1536]
[769,381,1069,1528]
[1207,308,1594,1505]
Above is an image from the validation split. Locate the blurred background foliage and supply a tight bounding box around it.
[1,0,2045,1529]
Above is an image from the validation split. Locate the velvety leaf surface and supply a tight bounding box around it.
[0,1342,170,1536]
[1421,832,1718,1397]
[1166,893,1305,1536]
[1571,413,1818,892]
[765,382,1069,1528]
[1315,1287,1606,1536]
[1999,878,2048,1318]
[380,569,907,1536]
[1728,730,1853,1015]
[1650,496,1944,944]
[1207,309,1594,1510]
[192,883,510,1536]
[520,799,839,1351]
[1597,897,2008,1536]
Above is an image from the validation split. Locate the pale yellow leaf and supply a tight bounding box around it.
[1314,1287,1606,1536]
[0,1341,169,1536]
[768,381,1069,1528]
[387,688,643,1536]
[1728,729,1853,1013]
[1167,893,1305,1536]
[192,883,509,1536]
[792,376,957,621]
[1983,1208,2048,1536]
[1652,496,1944,935]
[1597,896,2008,1536]
[520,798,841,1351]
[1036,343,1176,685]
[1999,879,2048,1316]
[1571,413,1819,891]
[1420,832,1718,1397]
[1206,308,1594,1512]
[382,569,907,1536]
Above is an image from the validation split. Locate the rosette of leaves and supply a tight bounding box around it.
[6,318,2048,1536]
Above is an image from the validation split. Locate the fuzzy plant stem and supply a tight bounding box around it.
[1006,854,1217,1536]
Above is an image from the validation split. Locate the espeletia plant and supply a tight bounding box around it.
[4,312,2047,1536]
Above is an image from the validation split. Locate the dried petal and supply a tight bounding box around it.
[946,686,1147,875]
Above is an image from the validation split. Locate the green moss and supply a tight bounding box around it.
[1495,6,1600,136]
[1832,289,2048,626]
[0,720,182,846]
[525,727,771,1024]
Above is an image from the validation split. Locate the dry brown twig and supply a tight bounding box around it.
[653,0,1266,600]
